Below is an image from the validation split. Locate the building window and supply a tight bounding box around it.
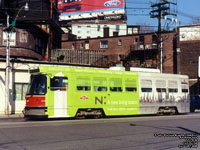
[139,36,144,44]
[152,35,158,44]
[13,83,29,101]
[116,25,120,31]
[85,41,89,49]
[3,31,16,46]
[78,36,81,39]
[134,38,138,43]
[87,25,91,28]
[97,25,100,31]
[118,39,122,46]
[78,26,81,28]
[72,43,75,49]
[80,43,84,49]
[19,31,28,43]
[100,40,108,48]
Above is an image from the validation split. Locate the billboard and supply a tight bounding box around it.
[56,0,125,21]
[179,26,200,42]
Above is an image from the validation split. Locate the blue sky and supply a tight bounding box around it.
[126,0,200,29]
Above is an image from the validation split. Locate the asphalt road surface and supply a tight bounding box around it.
[0,113,199,150]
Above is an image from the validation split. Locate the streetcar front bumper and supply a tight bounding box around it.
[23,107,48,118]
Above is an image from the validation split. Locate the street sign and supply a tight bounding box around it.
[11,21,16,27]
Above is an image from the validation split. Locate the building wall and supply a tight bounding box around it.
[0,61,40,114]
[162,33,176,73]
[61,32,175,72]
[0,27,48,60]
[72,22,127,39]
[177,25,200,94]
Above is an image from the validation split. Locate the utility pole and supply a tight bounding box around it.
[4,2,29,115]
[150,0,177,73]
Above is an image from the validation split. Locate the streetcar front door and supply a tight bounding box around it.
[50,76,68,117]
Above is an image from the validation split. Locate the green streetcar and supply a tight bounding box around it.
[24,65,190,118]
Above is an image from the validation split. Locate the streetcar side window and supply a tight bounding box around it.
[169,89,178,93]
[156,80,166,93]
[181,81,189,93]
[141,80,152,93]
[110,78,122,92]
[125,79,137,92]
[76,77,91,91]
[141,88,152,92]
[168,80,178,93]
[50,77,68,91]
[182,89,189,93]
[156,88,166,92]
[93,78,107,92]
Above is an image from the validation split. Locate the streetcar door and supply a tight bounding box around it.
[50,75,68,117]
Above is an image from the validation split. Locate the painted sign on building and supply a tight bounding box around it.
[56,0,125,21]
[179,26,200,41]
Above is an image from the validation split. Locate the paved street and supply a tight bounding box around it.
[0,113,199,150]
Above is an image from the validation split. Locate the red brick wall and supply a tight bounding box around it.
[61,32,175,73]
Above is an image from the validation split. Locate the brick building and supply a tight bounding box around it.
[60,31,176,73]
[176,25,200,94]
[0,0,63,60]
[58,28,200,95]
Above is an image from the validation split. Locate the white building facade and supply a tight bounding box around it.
[0,61,40,115]
[72,20,128,39]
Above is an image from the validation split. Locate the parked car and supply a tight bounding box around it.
[190,95,200,112]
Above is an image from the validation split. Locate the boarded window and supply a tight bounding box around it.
[77,77,91,91]
[93,78,107,92]
[125,79,137,92]
[110,78,122,92]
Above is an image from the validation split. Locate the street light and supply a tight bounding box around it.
[4,2,29,115]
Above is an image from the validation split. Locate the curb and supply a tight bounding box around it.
[0,113,24,119]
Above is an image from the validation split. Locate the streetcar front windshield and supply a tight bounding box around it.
[27,74,47,95]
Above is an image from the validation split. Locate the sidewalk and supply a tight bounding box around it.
[0,113,24,119]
